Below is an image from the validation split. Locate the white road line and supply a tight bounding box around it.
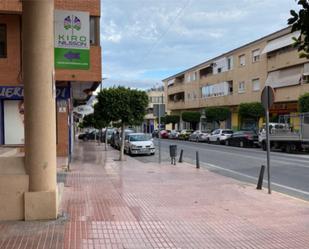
[157,141,309,169]
[199,161,309,197]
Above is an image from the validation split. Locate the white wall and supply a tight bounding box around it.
[4,100,24,145]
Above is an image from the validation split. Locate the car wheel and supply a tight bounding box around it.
[83,137,88,142]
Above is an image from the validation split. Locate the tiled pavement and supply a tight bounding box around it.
[0,142,309,249]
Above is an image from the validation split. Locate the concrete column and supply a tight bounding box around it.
[22,0,57,220]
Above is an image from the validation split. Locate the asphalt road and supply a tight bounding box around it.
[133,138,309,201]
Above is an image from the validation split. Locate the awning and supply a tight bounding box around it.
[167,78,175,86]
[265,65,302,88]
[261,31,300,54]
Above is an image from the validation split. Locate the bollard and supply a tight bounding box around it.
[256,165,265,190]
[196,151,200,169]
[179,149,183,163]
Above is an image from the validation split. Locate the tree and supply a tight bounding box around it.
[288,0,309,58]
[182,112,201,130]
[298,92,309,112]
[95,87,148,160]
[204,107,230,126]
[163,115,180,129]
[81,113,96,128]
[238,102,265,129]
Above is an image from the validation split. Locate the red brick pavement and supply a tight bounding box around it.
[0,142,309,249]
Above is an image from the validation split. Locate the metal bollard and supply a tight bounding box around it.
[179,149,183,163]
[196,151,200,169]
[256,165,265,190]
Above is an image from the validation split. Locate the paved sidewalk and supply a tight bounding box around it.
[0,142,309,249]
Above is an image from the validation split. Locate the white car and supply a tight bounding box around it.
[124,133,155,156]
[207,129,233,144]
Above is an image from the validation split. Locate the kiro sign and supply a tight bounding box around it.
[54,10,90,70]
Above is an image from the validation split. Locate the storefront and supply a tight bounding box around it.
[0,85,70,147]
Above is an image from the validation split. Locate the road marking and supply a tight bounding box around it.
[156,140,309,169]
[198,161,309,197]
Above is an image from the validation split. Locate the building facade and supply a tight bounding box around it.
[143,89,165,133]
[0,0,101,157]
[163,27,309,131]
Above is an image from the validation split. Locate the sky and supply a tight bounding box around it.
[100,0,299,89]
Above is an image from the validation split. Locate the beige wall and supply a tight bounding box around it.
[165,27,309,115]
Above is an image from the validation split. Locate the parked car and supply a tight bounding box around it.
[124,133,155,156]
[207,129,233,144]
[160,130,171,139]
[102,128,116,143]
[110,129,119,148]
[188,130,210,142]
[114,129,135,149]
[225,130,259,147]
[78,130,100,141]
[178,130,194,140]
[168,130,180,139]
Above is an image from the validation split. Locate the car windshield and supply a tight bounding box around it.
[223,130,233,134]
[129,134,151,141]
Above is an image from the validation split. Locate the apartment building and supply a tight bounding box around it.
[163,27,309,130]
[0,0,102,157]
[142,88,175,133]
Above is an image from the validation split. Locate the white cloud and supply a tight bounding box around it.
[100,0,300,87]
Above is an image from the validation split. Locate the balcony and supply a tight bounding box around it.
[167,100,185,110]
[267,47,309,72]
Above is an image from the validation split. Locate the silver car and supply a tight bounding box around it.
[124,133,155,156]
[207,129,233,144]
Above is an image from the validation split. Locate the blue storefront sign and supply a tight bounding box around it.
[0,86,70,100]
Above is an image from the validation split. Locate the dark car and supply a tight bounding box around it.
[78,130,99,141]
[225,130,259,147]
[101,128,116,143]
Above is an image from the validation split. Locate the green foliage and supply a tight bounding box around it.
[95,86,149,126]
[81,113,96,128]
[288,1,309,58]
[238,102,265,120]
[298,92,309,112]
[164,115,180,124]
[182,112,201,123]
[205,107,231,123]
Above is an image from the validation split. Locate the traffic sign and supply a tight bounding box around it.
[261,86,275,109]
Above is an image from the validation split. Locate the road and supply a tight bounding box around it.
[133,138,309,201]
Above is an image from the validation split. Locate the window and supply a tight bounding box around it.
[239,54,245,66]
[217,68,222,73]
[0,24,7,58]
[227,56,233,70]
[252,78,260,91]
[238,81,245,93]
[90,17,99,45]
[252,49,260,63]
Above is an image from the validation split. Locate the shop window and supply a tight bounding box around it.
[0,24,7,58]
